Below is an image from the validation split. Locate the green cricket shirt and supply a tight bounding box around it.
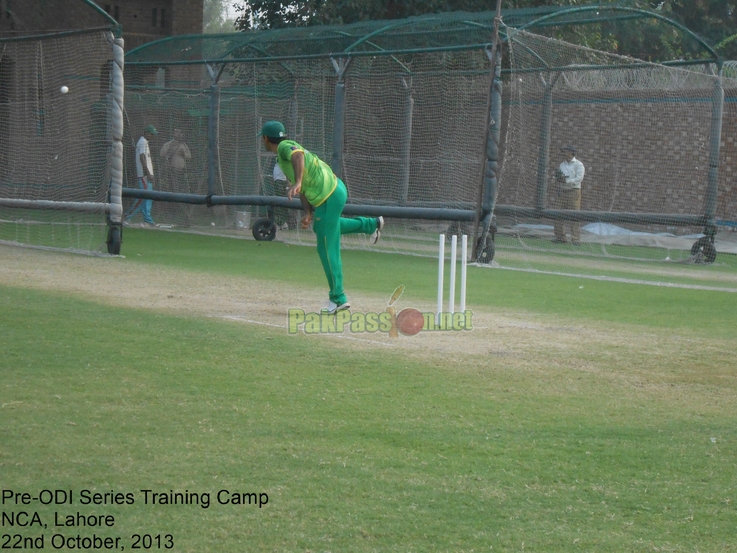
[276,140,337,207]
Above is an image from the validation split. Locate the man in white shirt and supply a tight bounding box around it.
[553,145,585,245]
[124,124,158,226]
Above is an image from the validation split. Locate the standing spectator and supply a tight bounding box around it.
[124,125,158,227]
[160,128,192,190]
[553,145,585,245]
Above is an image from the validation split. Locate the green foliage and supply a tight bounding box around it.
[234,0,495,30]
[232,0,737,62]
[669,0,737,58]
[204,0,236,33]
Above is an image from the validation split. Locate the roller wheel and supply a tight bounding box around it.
[475,234,495,264]
[690,237,716,263]
[252,218,277,241]
[107,225,122,255]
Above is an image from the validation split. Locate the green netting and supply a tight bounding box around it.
[126,12,500,65]
[126,6,716,67]
[0,1,122,254]
[0,28,120,254]
[497,29,737,286]
[121,7,736,289]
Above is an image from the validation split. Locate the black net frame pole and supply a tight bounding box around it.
[471,0,502,261]
[534,70,565,214]
[705,65,724,239]
[535,74,556,213]
[483,48,502,222]
[399,77,414,205]
[120,189,708,226]
[207,84,221,200]
[330,57,351,180]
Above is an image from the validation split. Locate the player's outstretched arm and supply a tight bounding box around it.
[287,151,305,199]
[300,193,313,229]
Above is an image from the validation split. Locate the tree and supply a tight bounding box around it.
[204,0,236,33]
[233,0,492,31]
[231,0,737,61]
[667,0,737,59]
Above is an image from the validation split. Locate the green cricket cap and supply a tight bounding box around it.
[258,120,286,139]
[144,124,158,135]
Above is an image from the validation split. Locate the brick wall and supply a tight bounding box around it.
[719,90,737,222]
[171,0,203,36]
[1,1,203,52]
[0,0,109,34]
[497,87,737,224]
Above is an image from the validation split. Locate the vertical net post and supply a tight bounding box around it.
[705,67,724,238]
[535,77,556,213]
[108,35,124,224]
[472,2,502,261]
[478,46,504,254]
[207,84,220,198]
[485,45,503,216]
[399,77,413,204]
[330,57,351,180]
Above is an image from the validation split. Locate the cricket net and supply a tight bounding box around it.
[496,29,737,285]
[0,29,124,254]
[124,13,737,289]
[123,15,494,252]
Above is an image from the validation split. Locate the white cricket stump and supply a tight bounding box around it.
[437,233,468,325]
[437,234,445,325]
[460,234,467,313]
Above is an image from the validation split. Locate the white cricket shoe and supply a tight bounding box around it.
[321,300,351,314]
[371,216,384,244]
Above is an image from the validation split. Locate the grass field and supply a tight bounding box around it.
[0,210,107,251]
[2,229,736,552]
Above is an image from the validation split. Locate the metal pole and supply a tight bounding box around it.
[483,49,502,216]
[330,57,351,180]
[108,35,125,224]
[536,78,554,213]
[400,77,414,204]
[207,84,220,199]
[705,65,724,239]
[471,0,503,261]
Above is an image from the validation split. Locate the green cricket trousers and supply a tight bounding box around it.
[312,179,378,306]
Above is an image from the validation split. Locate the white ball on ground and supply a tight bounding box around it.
[211,222,215,226]
[60,86,69,94]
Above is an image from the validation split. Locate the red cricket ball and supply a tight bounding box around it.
[396,308,424,336]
